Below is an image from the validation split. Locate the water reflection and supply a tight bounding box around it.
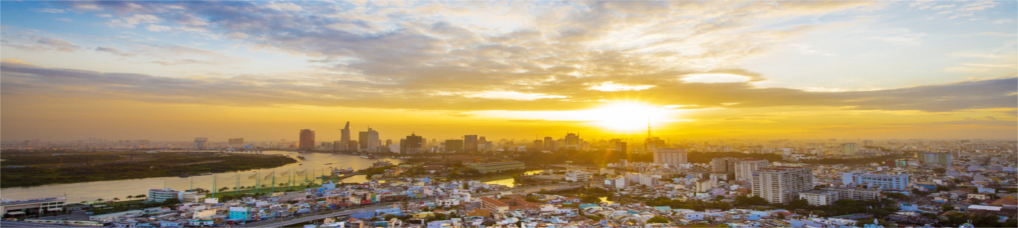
[0,151,400,202]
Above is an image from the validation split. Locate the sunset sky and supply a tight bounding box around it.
[2,1,1015,142]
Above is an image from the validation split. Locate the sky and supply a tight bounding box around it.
[1,0,1016,142]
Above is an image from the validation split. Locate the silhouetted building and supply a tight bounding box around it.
[228,138,244,146]
[564,133,580,150]
[340,121,351,148]
[359,128,380,152]
[194,137,208,150]
[299,129,315,150]
[445,139,464,153]
[464,135,478,152]
[401,133,423,154]
[544,137,555,151]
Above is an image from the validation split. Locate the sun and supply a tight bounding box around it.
[579,102,672,132]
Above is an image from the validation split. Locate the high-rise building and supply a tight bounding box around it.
[464,135,478,152]
[193,137,208,150]
[385,139,392,147]
[358,128,380,152]
[919,151,952,166]
[842,172,909,190]
[340,121,351,145]
[564,133,580,150]
[736,159,770,181]
[752,167,814,204]
[711,158,737,174]
[533,140,542,149]
[653,148,687,167]
[401,133,423,154]
[444,139,464,153]
[543,137,555,151]
[333,140,343,152]
[478,136,487,152]
[228,138,244,146]
[299,129,315,150]
[841,143,857,156]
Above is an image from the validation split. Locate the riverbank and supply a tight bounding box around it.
[0,153,297,188]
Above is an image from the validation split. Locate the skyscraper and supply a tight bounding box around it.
[752,167,814,204]
[359,128,380,152]
[445,139,464,152]
[464,135,478,152]
[401,133,424,154]
[340,121,351,146]
[194,137,208,150]
[299,129,315,150]
[564,133,580,150]
[653,148,687,167]
[544,137,555,151]
[841,143,857,156]
[228,138,244,146]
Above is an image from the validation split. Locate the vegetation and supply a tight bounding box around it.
[0,153,122,166]
[1,153,296,187]
[646,216,670,223]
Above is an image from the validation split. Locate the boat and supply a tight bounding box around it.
[324,163,333,165]
[299,164,303,165]
[179,174,189,178]
[297,156,306,160]
[360,155,369,159]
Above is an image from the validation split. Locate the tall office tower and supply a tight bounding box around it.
[543,137,555,151]
[711,158,737,174]
[653,148,687,167]
[385,139,392,147]
[752,167,814,204]
[358,128,380,152]
[533,140,542,149]
[841,172,910,190]
[341,121,351,145]
[565,133,580,150]
[228,138,244,146]
[444,139,464,152]
[464,135,478,152]
[841,143,858,156]
[194,137,208,150]
[299,129,315,150]
[736,159,770,181]
[401,133,424,154]
[616,142,627,154]
[478,136,487,152]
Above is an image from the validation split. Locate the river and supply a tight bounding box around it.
[0,151,401,202]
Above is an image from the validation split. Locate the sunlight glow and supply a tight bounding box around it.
[680,73,751,83]
[464,91,565,100]
[578,102,673,131]
[589,82,655,91]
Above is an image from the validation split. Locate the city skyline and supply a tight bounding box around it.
[2,1,1016,141]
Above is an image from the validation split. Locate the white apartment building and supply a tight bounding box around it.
[736,159,769,181]
[752,167,814,204]
[799,190,838,206]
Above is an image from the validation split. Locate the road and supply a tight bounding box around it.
[247,182,589,227]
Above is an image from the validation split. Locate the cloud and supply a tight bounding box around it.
[34,8,66,13]
[106,14,161,28]
[2,62,1014,113]
[146,24,172,32]
[2,30,81,52]
[91,44,246,66]
[266,2,302,11]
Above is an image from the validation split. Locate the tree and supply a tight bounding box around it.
[777,213,785,219]
[161,198,182,208]
[941,205,955,212]
[126,195,133,200]
[646,216,669,224]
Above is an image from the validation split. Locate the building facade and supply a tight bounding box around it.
[842,173,909,190]
[841,143,858,156]
[358,128,380,152]
[653,148,687,167]
[799,190,838,206]
[736,159,769,181]
[711,158,737,174]
[751,167,814,204]
[463,135,478,152]
[299,129,315,150]
[193,137,208,150]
